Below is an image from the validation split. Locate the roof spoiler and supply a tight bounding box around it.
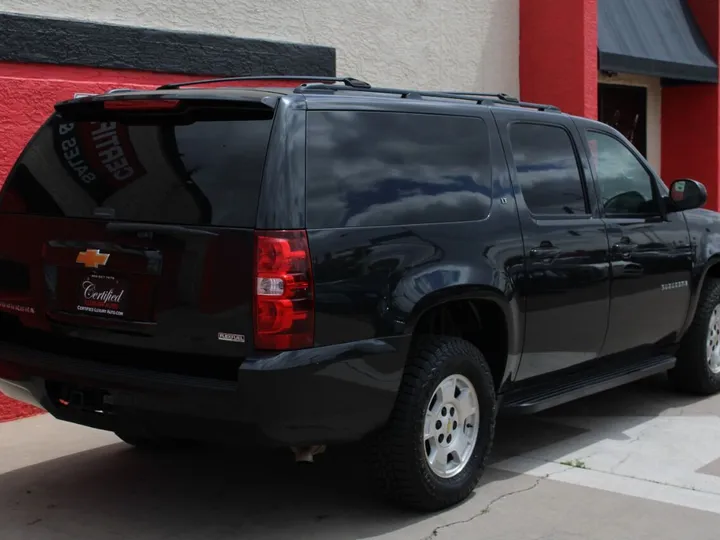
[55,89,278,117]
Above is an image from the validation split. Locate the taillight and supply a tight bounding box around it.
[103,99,180,110]
[253,230,314,350]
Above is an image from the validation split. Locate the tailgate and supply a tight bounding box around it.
[0,93,276,377]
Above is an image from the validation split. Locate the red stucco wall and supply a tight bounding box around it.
[519,0,598,118]
[662,1,720,207]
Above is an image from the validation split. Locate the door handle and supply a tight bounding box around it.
[612,240,638,257]
[612,243,637,252]
[529,242,560,258]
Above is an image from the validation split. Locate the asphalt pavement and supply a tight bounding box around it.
[2,374,720,539]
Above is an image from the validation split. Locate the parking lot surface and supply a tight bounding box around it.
[2,374,720,539]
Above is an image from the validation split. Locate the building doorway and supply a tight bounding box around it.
[598,83,648,158]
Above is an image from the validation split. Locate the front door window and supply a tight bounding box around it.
[586,131,658,216]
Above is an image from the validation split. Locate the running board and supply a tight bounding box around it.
[501,355,676,415]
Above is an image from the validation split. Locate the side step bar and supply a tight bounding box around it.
[501,355,676,415]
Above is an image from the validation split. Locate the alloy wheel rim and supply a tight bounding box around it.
[423,374,480,479]
[708,305,720,375]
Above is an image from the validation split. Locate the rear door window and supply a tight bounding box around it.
[305,110,492,229]
[509,123,589,216]
[1,111,274,227]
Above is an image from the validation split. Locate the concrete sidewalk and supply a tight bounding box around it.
[2,375,720,539]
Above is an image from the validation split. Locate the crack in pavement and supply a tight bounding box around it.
[420,475,547,540]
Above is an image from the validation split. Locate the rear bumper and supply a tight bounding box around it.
[0,337,408,446]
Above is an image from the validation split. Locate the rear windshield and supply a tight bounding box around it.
[0,111,273,227]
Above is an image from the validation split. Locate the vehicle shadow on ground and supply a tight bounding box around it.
[0,375,711,540]
[0,440,425,539]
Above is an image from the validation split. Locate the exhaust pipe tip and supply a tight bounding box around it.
[290,445,326,463]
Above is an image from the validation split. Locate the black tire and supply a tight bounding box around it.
[369,336,497,512]
[669,278,720,395]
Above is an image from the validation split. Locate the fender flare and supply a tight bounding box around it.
[681,255,720,336]
[404,285,523,383]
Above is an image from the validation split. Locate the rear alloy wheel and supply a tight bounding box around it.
[707,305,720,376]
[369,336,497,512]
[424,374,480,479]
[670,278,720,395]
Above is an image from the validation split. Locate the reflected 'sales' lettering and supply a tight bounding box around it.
[52,118,147,202]
[58,123,96,185]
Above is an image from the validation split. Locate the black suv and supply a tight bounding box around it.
[1,76,719,511]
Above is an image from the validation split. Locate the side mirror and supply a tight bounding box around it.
[667,179,707,212]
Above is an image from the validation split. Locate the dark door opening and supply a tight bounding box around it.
[598,83,647,157]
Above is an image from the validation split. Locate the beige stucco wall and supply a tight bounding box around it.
[0,0,519,94]
[598,72,662,172]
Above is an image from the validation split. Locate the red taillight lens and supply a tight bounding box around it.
[253,230,314,350]
[103,99,180,110]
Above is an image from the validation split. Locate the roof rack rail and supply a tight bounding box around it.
[444,91,519,103]
[157,75,371,91]
[105,88,138,94]
[445,91,560,111]
[295,83,561,112]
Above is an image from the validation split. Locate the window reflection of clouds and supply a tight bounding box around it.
[591,134,644,179]
[587,131,654,208]
[510,124,587,215]
[306,111,492,229]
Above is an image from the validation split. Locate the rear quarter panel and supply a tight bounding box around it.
[309,221,525,345]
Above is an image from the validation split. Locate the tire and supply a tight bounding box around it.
[669,278,720,395]
[369,336,497,512]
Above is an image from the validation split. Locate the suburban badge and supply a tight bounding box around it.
[218,332,245,343]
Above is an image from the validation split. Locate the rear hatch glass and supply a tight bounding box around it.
[0,96,276,378]
[2,100,273,226]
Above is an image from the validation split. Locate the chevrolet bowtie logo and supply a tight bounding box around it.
[76,249,110,269]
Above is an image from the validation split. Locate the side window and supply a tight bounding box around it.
[305,111,492,228]
[509,123,588,216]
[586,130,658,216]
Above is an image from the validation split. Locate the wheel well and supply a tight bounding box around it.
[706,262,720,280]
[412,299,508,389]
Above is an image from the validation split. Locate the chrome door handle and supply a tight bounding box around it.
[529,242,560,258]
[612,242,637,253]
[612,241,637,259]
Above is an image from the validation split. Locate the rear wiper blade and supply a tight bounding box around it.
[105,222,218,237]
